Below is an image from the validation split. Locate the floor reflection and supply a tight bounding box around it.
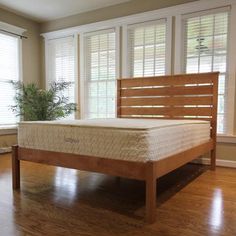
[54,167,78,204]
[0,172,22,235]
[210,188,223,229]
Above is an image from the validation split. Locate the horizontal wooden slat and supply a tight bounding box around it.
[120,107,212,116]
[119,73,218,88]
[121,85,213,97]
[119,116,213,122]
[121,96,213,106]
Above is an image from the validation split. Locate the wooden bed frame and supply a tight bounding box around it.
[12,72,219,223]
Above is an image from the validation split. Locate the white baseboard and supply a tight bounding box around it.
[193,158,236,168]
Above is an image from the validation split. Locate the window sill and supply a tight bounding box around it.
[217,135,236,144]
[0,126,17,135]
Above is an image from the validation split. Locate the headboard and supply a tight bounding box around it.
[117,72,219,141]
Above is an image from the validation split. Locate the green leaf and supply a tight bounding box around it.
[10,81,77,121]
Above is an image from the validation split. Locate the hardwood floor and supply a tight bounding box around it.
[0,153,236,236]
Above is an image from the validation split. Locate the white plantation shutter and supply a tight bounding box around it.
[0,33,20,126]
[127,19,167,77]
[183,9,229,133]
[47,36,75,119]
[84,29,116,118]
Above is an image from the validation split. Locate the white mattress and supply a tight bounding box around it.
[18,118,211,162]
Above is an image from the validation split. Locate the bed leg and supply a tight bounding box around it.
[210,149,216,171]
[145,162,156,224]
[12,145,20,190]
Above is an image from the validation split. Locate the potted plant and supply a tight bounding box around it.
[10,81,77,121]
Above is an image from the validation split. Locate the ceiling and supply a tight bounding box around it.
[0,0,130,22]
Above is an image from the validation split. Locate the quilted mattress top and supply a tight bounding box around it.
[19,118,209,131]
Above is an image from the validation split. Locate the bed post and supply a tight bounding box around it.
[12,145,20,189]
[145,162,156,223]
[210,150,216,170]
[210,73,219,171]
[116,79,121,118]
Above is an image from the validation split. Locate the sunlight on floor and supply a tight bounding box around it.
[210,188,224,229]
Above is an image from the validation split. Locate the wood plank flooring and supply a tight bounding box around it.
[0,153,236,236]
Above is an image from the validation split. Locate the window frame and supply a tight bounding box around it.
[184,8,230,134]
[174,4,236,135]
[0,30,23,129]
[44,35,78,119]
[79,27,120,119]
[122,17,172,77]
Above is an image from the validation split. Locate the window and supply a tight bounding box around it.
[127,19,167,77]
[84,29,117,118]
[183,10,229,133]
[47,36,76,119]
[0,33,20,126]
